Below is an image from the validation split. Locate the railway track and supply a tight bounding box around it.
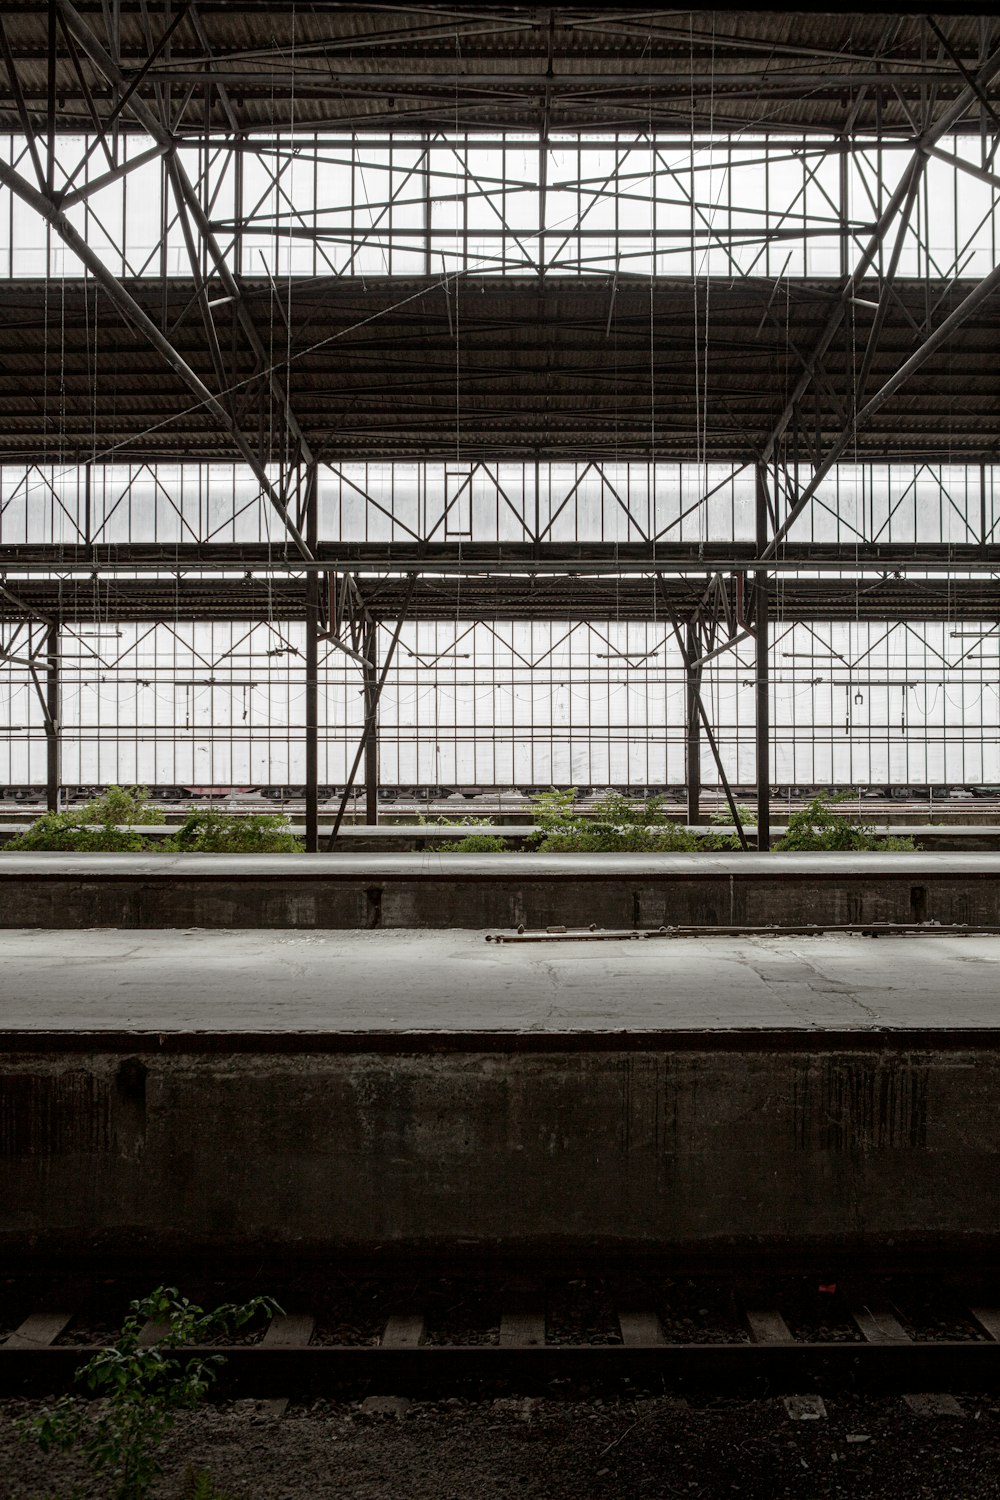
[5,792,1000,819]
[3,1272,999,1400]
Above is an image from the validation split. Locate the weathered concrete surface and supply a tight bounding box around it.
[1,927,999,1033]
[3,851,1000,928]
[1,930,999,1260]
[3,1041,997,1261]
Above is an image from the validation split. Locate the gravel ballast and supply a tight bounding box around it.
[4,1392,1000,1498]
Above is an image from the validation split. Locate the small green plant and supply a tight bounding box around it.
[699,804,756,851]
[182,1466,244,1500]
[447,832,510,852]
[5,785,154,852]
[417,812,510,851]
[161,809,302,853]
[416,813,494,828]
[532,788,700,853]
[529,786,581,842]
[17,1285,278,1500]
[774,792,915,852]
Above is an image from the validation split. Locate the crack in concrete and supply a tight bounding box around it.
[751,940,889,1025]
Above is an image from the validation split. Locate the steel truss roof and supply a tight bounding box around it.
[1,6,998,137]
[1,569,997,626]
[1,274,998,465]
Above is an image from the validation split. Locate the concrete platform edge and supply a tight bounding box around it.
[4,1028,1000,1053]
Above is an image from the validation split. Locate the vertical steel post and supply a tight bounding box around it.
[46,0,56,196]
[45,622,60,813]
[755,464,771,852]
[363,621,378,826]
[685,620,701,825]
[304,466,319,852]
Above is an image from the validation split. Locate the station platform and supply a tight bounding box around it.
[3,850,1000,929]
[2,927,998,1264]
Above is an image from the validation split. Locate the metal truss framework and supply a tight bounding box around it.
[1,7,1000,138]
[1,7,1000,846]
[5,614,1000,817]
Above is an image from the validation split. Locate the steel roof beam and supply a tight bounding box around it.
[56,0,315,476]
[759,38,1000,468]
[0,153,312,560]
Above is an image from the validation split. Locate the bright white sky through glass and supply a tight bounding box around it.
[0,131,995,280]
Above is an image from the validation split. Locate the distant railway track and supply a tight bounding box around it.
[3,1271,1000,1399]
[4,784,1000,812]
[4,790,1000,820]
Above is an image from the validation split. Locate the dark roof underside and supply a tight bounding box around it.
[0,275,997,464]
[2,573,996,625]
[1,7,998,136]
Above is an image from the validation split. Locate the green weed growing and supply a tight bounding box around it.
[531,788,700,853]
[698,804,756,851]
[17,1285,278,1500]
[160,809,302,852]
[5,785,154,852]
[181,1464,245,1500]
[445,832,511,851]
[773,793,915,851]
[416,811,510,852]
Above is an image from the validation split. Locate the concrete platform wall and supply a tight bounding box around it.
[2,1035,998,1262]
[3,852,1000,929]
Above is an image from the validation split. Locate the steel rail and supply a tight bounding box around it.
[2,1340,999,1399]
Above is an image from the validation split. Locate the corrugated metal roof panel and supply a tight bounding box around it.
[0,8,996,135]
[0,274,996,462]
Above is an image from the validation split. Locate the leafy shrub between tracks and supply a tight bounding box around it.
[773,793,915,851]
[3,785,302,853]
[4,784,155,851]
[160,808,302,852]
[430,788,916,853]
[17,1284,279,1499]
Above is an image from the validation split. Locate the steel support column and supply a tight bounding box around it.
[755,465,771,852]
[304,466,320,852]
[45,622,60,813]
[327,580,416,847]
[685,620,701,825]
[660,585,749,850]
[363,621,378,827]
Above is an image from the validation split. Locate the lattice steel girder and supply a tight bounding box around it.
[760,40,1000,469]
[769,258,1000,553]
[1,10,999,136]
[55,0,315,474]
[0,157,313,561]
[2,542,998,575]
[0,577,998,627]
